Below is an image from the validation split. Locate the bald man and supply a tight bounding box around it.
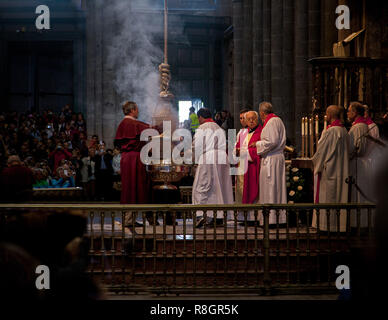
[255,102,287,226]
[312,105,350,232]
[347,101,370,228]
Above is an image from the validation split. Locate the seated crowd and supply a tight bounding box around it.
[0,105,121,201]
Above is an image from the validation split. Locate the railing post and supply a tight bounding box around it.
[263,206,271,294]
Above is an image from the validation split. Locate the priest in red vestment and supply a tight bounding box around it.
[241,111,262,225]
[114,101,155,226]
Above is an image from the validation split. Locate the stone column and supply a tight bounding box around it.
[242,0,253,109]
[101,0,118,147]
[85,0,98,138]
[294,0,309,134]
[320,0,337,56]
[0,35,5,104]
[232,0,244,128]
[252,0,263,109]
[262,0,271,101]
[282,0,295,144]
[270,0,283,117]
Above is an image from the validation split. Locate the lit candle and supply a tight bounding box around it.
[301,117,305,157]
[315,115,319,135]
[309,118,313,156]
[304,117,308,157]
[324,115,327,131]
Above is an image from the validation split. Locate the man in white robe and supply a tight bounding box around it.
[255,102,287,226]
[234,109,250,205]
[192,108,234,228]
[312,105,350,232]
[347,101,370,228]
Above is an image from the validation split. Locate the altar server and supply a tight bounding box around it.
[192,108,234,228]
[255,102,287,226]
[348,101,370,227]
[312,105,350,232]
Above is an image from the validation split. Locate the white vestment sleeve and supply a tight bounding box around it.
[312,130,330,175]
[255,120,280,156]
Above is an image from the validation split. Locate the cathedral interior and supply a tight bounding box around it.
[1,0,386,146]
[0,0,388,304]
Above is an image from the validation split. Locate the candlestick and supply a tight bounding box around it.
[309,118,313,157]
[324,115,327,131]
[315,115,319,149]
[304,117,308,158]
[301,117,305,157]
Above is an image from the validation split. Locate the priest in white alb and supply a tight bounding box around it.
[234,109,250,219]
[347,101,370,228]
[312,105,350,232]
[191,108,234,228]
[254,102,287,226]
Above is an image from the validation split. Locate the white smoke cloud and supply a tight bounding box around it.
[104,0,165,123]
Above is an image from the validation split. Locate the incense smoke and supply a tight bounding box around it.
[104,0,164,123]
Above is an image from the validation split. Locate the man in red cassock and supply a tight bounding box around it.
[241,111,262,225]
[114,101,156,227]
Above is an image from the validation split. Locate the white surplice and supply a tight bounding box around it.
[192,121,234,219]
[255,117,287,225]
[234,129,249,205]
[312,126,350,232]
[349,122,370,227]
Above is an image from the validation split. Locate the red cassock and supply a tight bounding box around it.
[242,125,262,204]
[115,117,150,204]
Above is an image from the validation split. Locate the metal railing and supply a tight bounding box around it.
[0,203,376,295]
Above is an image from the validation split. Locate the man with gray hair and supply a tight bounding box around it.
[114,101,156,227]
[254,102,287,226]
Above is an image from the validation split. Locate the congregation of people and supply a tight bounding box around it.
[0,105,121,202]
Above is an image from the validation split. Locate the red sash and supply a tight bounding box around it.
[326,119,344,129]
[262,113,278,129]
[352,116,368,126]
[203,118,215,124]
[242,125,263,204]
[365,117,374,125]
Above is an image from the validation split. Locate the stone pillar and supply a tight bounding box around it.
[85,0,98,138]
[282,0,295,144]
[232,0,244,128]
[242,0,253,109]
[262,0,271,101]
[320,0,337,56]
[270,0,283,117]
[294,0,309,111]
[0,36,5,104]
[101,0,118,146]
[252,0,263,109]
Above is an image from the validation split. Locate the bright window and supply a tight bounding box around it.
[178,100,192,125]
